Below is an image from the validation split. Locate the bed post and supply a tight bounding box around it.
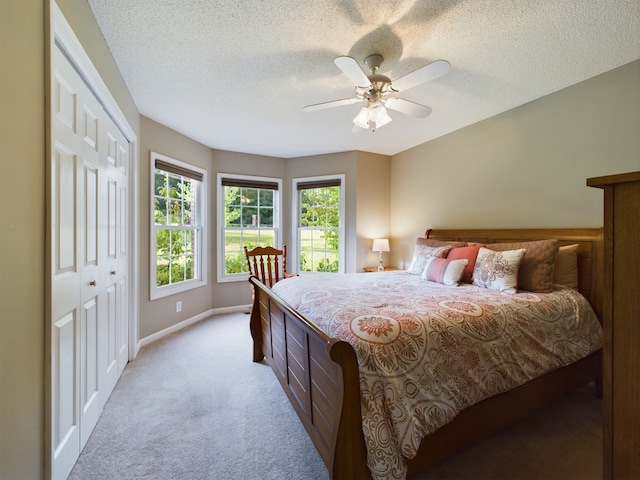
[329,341,371,480]
[249,276,265,362]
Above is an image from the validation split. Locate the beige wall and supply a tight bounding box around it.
[1,0,139,478]
[390,60,640,268]
[211,149,287,308]
[356,152,392,269]
[286,151,360,271]
[139,117,215,338]
[0,2,46,478]
[285,151,393,272]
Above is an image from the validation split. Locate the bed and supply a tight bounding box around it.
[248,228,604,480]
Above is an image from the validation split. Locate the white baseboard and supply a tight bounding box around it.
[136,304,251,351]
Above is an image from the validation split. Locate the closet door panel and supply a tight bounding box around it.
[51,51,83,479]
[104,282,119,393]
[104,122,129,376]
[51,309,81,480]
[52,145,80,318]
[80,296,101,447]
[117,276,129,372]
[77,68,106,451]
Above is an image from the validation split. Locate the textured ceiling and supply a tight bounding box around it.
[87,0,640,158]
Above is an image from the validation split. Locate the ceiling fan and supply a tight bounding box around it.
[303,54,451,131]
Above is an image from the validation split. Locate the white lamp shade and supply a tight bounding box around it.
[353,104,392,130]
[372,238,390,252]
[370,104,392,128]
[353,106,370,129]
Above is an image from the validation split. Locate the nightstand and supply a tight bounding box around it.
[363,266,399,272]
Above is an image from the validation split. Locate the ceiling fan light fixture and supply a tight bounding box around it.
[353,103,392,130]
[353,106,371,129]
[371,104,392,129]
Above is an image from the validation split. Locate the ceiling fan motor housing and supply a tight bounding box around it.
[364,54,384,72]
[362,55,393,100]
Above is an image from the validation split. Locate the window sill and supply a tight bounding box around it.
[150,278,207,300]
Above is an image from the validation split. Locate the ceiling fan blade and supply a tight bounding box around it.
[334,56,372,88]
[303,97,360,112]
[384,97,432,118]
[390,59,450,93]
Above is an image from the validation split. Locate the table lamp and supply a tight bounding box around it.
[372,238,390,271]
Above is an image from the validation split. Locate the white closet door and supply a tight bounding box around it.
[51,45,85,479]
[51,44,129,480]
[103,125,129,392]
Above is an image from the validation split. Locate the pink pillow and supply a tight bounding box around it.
[421,257,468,286]
[407,244,452,275]
[447,245,485,284]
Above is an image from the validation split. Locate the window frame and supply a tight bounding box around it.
[150,151,207,300]
[292,174,345,274]
[217,173,283,283]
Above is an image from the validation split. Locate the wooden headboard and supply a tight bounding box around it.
[425,228,604,321]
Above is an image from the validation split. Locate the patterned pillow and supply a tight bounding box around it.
[487,239,559,293]
[407,244,451,275]
[421,257,468,286]
[446,245,485,284]
[473,247,526,294]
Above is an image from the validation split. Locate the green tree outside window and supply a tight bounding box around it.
[223,184,277,274]
[298,185,340,272]
[154,170,199,286]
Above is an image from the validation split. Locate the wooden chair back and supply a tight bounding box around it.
[244,245,288,288]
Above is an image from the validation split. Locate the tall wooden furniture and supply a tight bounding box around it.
[588,171,640,480]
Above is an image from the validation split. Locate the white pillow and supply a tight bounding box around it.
[407,245,451,275]
[421,257,468,286]
[473,247,526,294]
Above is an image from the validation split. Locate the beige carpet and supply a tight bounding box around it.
[69,312,602,480]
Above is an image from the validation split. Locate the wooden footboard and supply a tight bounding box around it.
[249,228,604,480]
[406,350,601,477]
[249,276,370,479]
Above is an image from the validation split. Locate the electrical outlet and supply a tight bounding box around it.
[176,301,182,313]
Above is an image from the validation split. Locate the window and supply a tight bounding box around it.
[217,173,282,282]
[150,152,207,299]
[293,175,344,273]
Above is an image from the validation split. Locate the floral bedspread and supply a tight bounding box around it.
[271,271,602,480]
